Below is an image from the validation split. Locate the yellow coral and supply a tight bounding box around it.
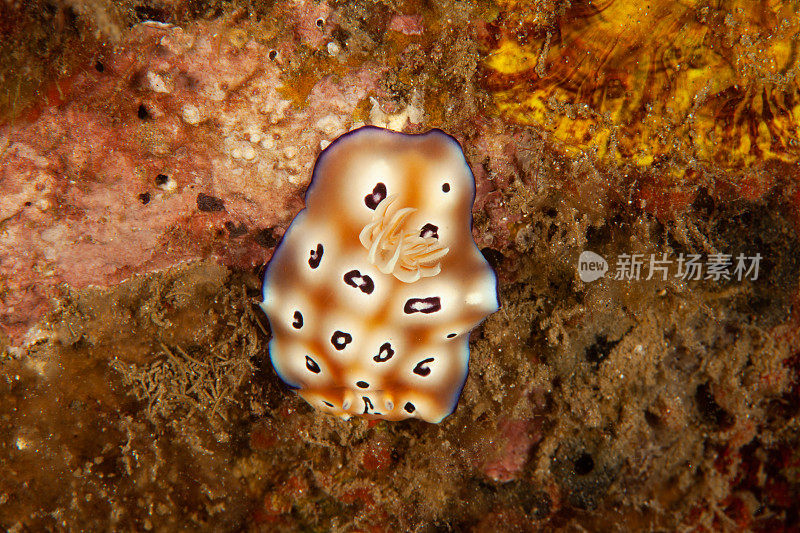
[482,0,800,169]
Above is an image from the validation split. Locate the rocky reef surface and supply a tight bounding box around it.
[1,1,799,531]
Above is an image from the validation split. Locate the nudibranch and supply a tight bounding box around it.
[260,126,498,423]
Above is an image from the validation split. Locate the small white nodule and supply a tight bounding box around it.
[181,104,201,125]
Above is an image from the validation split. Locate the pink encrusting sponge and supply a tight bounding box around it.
[261,127,499,422]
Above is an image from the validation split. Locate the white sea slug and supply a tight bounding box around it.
[260,126,499,423]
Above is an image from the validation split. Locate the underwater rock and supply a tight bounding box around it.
[0,17,381,345]
[482,418,540,482]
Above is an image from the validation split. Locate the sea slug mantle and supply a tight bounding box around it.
[261,126,499,423]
